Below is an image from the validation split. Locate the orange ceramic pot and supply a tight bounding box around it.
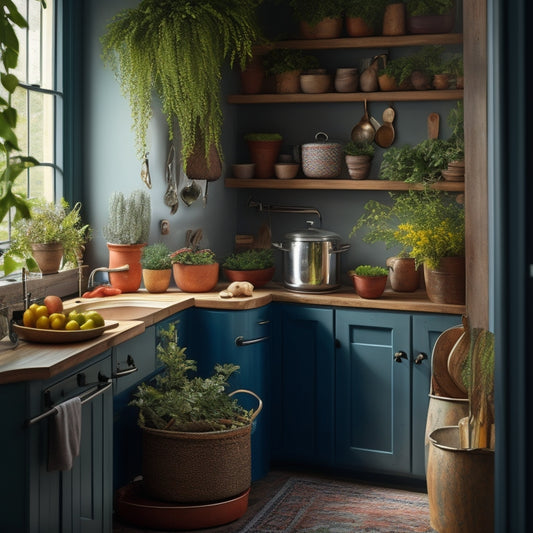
[352,274,388,299]
[223,267,275,288]
[142,269,172,293]
[345,16,374,37]
[107,242,146,293]
[173,263,219,292]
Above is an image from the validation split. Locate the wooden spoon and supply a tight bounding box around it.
[427,112,440,140]
[374,106,396,148]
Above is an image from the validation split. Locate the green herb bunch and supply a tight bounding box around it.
[350,265,389,277]
[405,0,454,16]
[223,249,274,270]
[344,0,389,32]
[289,0,344,26]
[262,48,319,75]
[130,323,253,432]
[344,141,375,157]
[141,242,172,270]
[171,247,217,265]
[103,190,151,245]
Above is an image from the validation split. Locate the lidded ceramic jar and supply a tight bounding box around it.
[301,132,343,178]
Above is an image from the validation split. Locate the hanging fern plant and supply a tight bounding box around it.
[100,0,263,175]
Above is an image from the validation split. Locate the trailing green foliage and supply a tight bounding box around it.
[100,0,263,167]
[130,323,253,432]
[222,248,274,270]
[344,141,375,157]
[0,0,46,231]
[344,0,389,32]
[288,0,344,26]
[262,48,319,75]
[103,190,151,245]
[405,0,454,16]
[141,242,172,270]
[350,264,389,277]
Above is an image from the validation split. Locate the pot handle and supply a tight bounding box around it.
[228,389,263,421]
[272,242,289,252]
[330,243,351,254]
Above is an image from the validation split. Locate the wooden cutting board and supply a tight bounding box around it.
[447,316,470,396]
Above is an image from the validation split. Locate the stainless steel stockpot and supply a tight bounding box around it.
[272,223,350,292]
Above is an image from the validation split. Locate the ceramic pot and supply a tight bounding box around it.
[433,73,450,89]
[107,243,146,293]
[240,56,264,94]
[407,13,455,34]
[378,73,400,92]
[142,269,171,293]
[345,16,374,37]
[246,139,283,179]
[386,256,420,292]
[345,155,371,180]
[299,17,342,39]
[30,242,63,275]
[275,71,301,93]
[173,262,219,292]
[351,274,388,299]
[424,257,465,305]
[274,163,299,179]
[334,68,359,92]
[223,267,275,288]
[382,3,406,35]
[300,73,331,94]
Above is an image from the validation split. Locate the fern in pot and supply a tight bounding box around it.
[103,190,151,293]
[128,323,262,504]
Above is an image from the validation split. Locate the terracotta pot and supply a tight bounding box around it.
[30,242,63,275]
[345,155,371,180]
[456,76,464,89]
[378,73,400,92]
[223,267,275,288]
[433,73,450,90]
[345,16,374,37]
[142,269,171,293]
[275,71,300,94]
[334,68,359,92]
[107,243,146,293]
[300,73,331,94]
[382,3,406,35]
[246,139,283,179]
[407,13,455,34]
[185,140,222,181]
[351,274,388,299]
[173,262,219,292]
[410,70,432,90]
[386,256,420,292]
[299,17,342,39]
[239,57,264,94]
[423,256,465,305]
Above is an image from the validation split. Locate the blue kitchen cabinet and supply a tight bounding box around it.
[188,306,272,481]
[0,351,113,532]
[335,308,461,477]
[271,303,335,467]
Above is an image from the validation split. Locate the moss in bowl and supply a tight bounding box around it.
[222,249,275,288]
[349,264,389,299]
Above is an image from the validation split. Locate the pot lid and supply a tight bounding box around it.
[284,221,341,242]
[302,131,342,148]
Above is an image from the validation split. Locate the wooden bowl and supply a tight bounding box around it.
[300,74,331,94]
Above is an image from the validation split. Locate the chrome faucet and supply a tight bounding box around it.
[87,264,129,289]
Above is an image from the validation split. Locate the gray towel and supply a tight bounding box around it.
[47,396,82,471]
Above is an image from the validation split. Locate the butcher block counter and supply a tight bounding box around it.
[0,283,464,385]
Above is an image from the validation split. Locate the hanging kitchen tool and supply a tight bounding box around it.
[140,152,152,189]
[185,228,203,249]
[180,179,201,207]
[256,223,272,249]
[351,100,376,144]
[427,112,440,140]
[163,144,179,213]
[374,105,396,148]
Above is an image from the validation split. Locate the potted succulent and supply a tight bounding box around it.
[171,247,219,293]
[289,0,344,39]
[405,0,456,34]
[343,140,375,180]
[222,248,275,288]
[349,264,389,299]
[5,199,92,275]
[140,242,172,293]
[100,0,263,180]
[344,0,388,37]
[103,190,151,293]
[244,132,283,179]
[127,323,262,508]
[262,48,319,94]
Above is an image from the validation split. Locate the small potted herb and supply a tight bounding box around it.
[222,249,275,287]
[343,141,375,180]
[345,0,388,36]
[348,264,389,299]
[141,243,172,293]
[289,0,344,39]
[171,247,219,292]
[405,0,456,34]
[262,48,319,93]
[244,132,283,179]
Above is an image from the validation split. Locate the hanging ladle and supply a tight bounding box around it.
[374,105,396,148]
[351,99,376,144]
[180,178,202,207]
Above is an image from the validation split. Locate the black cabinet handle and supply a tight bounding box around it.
[414,352,428,365]
[113,355,138,378]
[235,335,270,346]
[394,350,408,363]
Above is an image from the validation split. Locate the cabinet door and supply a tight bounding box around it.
[411,313,462,477]
[272,304,335,466]
[335,309,411,474]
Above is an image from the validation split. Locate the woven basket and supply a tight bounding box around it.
[141,390,262,504]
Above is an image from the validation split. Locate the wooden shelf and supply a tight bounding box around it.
[227,89,462,104]
[253,33,463,52]
[225,178,465,191]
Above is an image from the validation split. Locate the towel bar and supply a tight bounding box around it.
[24,381,112,427]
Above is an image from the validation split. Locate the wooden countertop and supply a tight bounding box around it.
[0,284,464,385]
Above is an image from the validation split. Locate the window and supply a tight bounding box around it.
[0,0,62,245]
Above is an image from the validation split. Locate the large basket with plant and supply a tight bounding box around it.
[130,324,262,503]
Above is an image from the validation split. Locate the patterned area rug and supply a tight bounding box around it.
[241,477,434,533]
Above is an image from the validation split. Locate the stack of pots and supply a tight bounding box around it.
[301,132,343,178]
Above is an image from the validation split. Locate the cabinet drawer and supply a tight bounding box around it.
[112,327,156,394]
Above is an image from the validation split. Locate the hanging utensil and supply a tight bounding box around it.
[374,105,396,148]
[140,152,152,189]
[163,144,179,212]
[427,112,440,140]
[351,99,376,144]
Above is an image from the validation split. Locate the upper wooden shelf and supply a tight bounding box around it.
[227,89,462,104]
[225,178,465,192]
[253,33,463,52]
